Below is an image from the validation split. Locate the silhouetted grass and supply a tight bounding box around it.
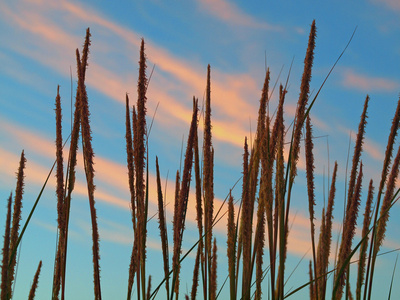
[1,21,399,300]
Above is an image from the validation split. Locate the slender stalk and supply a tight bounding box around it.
[171,99,198,299]
[172,170,180,298]
[356,180,374,300]
[210,238,217,300]
[146,276,152,300]
[76,29,102,300]
[317,162,338,298]
[335,163,363,299]
[8,150,26,298]
[193,110,205,299]
[227,192,236,300]
[287,19,316,192]
[334,95,369,299]
[61,35,85,300]
[156,157,170,299]
[254,190,266,300]
[52,85,64,300]
[1,194,12,300]
[125,94,136,232]
[367,139,400,299]
[132,38,148,300]
[28,261,42,300]
[203,65,214,300]
[364,96,400,300]
[281,22,317,299]
[346,96,369,213]
[240,138,251,300]
[190,247,201,300]
[305,115,318,299]
[309,261,315,300]
[127,236,137,300]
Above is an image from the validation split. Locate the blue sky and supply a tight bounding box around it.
[0,0,400,299]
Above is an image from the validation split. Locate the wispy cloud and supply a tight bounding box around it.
[0,0,264,151]
[364,137,384,161]
[197,0,282,31]
[371,0,400,11]
[0,117,322,258]
[337,124,385,162]
[0,117,131,210]
[342,68,399,92]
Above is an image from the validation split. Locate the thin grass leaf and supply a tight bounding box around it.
[387,254,398,300]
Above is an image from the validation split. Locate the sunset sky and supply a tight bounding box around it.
[1,0,400,299]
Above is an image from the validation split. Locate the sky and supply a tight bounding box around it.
[0,0,400,299]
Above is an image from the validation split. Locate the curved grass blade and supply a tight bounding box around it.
[387,254,398,300]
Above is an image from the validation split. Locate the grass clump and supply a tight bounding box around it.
[1,20,399,300]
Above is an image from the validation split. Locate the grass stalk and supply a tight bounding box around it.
[367,136,400,298]
[364,95,400,300]
[156,157,170,299]
[190,246,201,300]
[227,192,236,300]
[335,163,363,299]
[52,84,64,300]
[171,98,198,299]
[355,180,374,300]
[317,162,338,299]
[1,194,12,300]
[125,94,136,231]
[76,28,102,299]
[203,64,214,300]
[304,115,319,299]
[28,261,42,300]
[8,150,26,298]
[210,238,217,300]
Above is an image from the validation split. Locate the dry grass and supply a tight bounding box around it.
[1,21,400,300]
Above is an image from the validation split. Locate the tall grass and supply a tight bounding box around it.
[1,21,399,300]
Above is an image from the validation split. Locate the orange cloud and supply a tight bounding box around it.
[371,0,400,11]
[364,137,384,161]
[342,69,399,92]
[337,125,384,162]
[1,0,265,151]
[0,118,353,260]
[197,0,282,31]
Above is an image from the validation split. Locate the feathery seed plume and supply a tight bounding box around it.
[28,261,42,300]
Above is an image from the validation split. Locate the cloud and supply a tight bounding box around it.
[342,69,399,92]
[0,117,131,210]
[337,125,385,162]
[0,117,322,258]
[364,137,384,161]
[0,0,265,151]
[371,0,400,11]
[197,0,282,31]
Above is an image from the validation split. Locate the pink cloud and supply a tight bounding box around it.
[371,0,400,11]
[1,0,266,151]
[0,119,131,210]
[338,125,384,162]
[197,0,282,31]
[342,69,399,92]
[0,118,348,259]
[364,137,384,161]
